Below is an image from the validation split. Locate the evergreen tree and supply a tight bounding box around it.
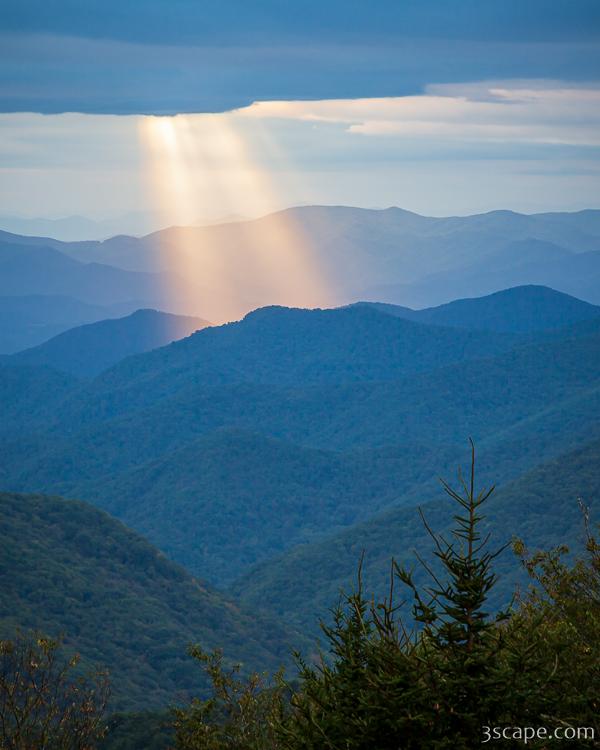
[174,444,599,749]
[280,442,556,749]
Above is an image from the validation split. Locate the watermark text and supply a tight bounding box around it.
[482,725,595,744]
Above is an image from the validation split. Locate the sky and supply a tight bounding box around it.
[1,1,599,225]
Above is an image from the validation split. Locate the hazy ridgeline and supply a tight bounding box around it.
[0,209,599,746]
[2,206,600,346]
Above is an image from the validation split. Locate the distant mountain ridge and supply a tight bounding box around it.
[3,200,600,724]
[0,236,210,322]
[9,309,210,377]
[0,212,163,242]
[43,206,600,271]
[0,294,142,354]
[354,285,600,333]
[3,206,600,321]
[367,249,600,309]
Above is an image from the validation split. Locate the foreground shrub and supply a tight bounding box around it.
[173,648,287,750]
[175,444,599,748]
[0,632,109,749]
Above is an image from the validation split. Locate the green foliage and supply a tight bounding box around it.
[99,710,174,750]
[278,446,547,749]
[0,492,304,712]
[2,313,599,595]
[234,437,600,637]
[0,631,109,750]
[174,649,288,750]
[0,289,599,745]
[0,299,597,616]
[279,584,422,749]
[178,448,600,748]
[511,505,600,735]
[78,432,460,586]
[0,363,79,437]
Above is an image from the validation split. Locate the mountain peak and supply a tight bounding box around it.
[418,285,600,333]
[10,309,209,377]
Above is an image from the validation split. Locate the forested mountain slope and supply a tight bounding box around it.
[1,293,598,589]
[61,304,522,410]
[0,492,304,710]
[231,438,600,635]
[69,432,461,585]
[9,309,209,377]
[0,364,81,436]
[0,294,140,354]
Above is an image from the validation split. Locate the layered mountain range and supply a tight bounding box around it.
[1,206,600,349]
[1,208,599,711]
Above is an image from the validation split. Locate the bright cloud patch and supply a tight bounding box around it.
[238,82,600,146]
[1,81,599,221]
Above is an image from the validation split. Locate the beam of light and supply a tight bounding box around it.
[138,111,333,323]
[139,114,241,320]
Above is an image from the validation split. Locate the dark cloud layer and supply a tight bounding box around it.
[4,1,600,44]
[1,1,600,114]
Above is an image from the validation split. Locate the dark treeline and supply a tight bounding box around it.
[2,448,598,749]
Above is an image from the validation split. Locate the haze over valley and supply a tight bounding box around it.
[2,1,600,745]
[1,214,599,676]
[2,205,600,343]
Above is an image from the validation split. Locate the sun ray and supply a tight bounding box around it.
[137,110,333,322]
